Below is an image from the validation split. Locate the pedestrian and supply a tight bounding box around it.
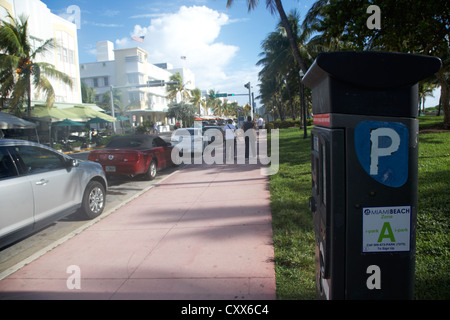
[243,116,256,159]
[257,116,264,130]
[222,119,236,163]
[153,123,159,134]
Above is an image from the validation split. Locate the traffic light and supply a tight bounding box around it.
[244,82,250,89]
[227,93,235,96]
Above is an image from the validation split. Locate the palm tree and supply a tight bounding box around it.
[190,88,203,115]
[166,72,190,102]
[81,81,96,103]
[418,82,437,114]
[227,0,308,74]
[258,10,313,121]
[100,88,122,113]
[206,89,222,116]
[0,14,73,117]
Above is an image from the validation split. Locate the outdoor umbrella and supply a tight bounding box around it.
[53,119,85,143]
[54,119,84,127]
[0,111,36,129]
[115,116,130,133]
[87,116,111,124]
[87,116,112,132]
[0,111,39,142]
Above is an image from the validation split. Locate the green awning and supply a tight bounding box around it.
[29,105,116,123]
[64,105,116,122]
[30,105,80,122]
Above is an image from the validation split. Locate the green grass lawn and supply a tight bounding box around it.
[269,116,449,300]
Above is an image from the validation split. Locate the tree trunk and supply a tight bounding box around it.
[274,0,308,137]
[27,77,31,118]
[437,71,449,128]
[274,0,308,74]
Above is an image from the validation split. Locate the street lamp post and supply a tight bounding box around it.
[244,82,253,120]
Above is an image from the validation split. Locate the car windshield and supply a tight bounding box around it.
[106,136,153,149]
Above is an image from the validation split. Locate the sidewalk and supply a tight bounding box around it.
[0,161,275,300]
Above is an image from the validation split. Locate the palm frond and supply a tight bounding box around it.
[30,38,54,60]
[35,75,55,108]
[37,62,73,88]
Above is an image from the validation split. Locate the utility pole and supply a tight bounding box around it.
[244,82,253,120]
[252,92,255,117]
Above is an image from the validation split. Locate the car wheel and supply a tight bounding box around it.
[144,160,157,180]
[79,180,105,219]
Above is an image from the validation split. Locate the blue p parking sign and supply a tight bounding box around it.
[355,121,409,188]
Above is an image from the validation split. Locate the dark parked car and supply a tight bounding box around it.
[88,135,178,180]
[0,139,107,248]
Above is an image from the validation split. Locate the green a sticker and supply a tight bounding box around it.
[378,222,396,243]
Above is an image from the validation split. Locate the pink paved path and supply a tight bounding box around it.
[0,163,275,300]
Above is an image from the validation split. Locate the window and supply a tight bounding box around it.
[127,73,145,85]
[14,146,66,174]
[127,73,138,84]
[68,49,75,64]
[128,91,145,102]
[93,78,98,87]
[152,137,167,147]
[55,31,76,65]
[104,77,109,86]
[0,148,18,180]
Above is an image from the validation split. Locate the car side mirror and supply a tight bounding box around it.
[66,158,79,168]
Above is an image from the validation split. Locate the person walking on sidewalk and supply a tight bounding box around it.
[222,119,236,163]
[257,116,264,130]
[243,116,256,159]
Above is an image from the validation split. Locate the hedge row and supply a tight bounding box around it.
[265,119,312,130]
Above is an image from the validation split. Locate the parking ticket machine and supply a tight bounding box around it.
[303,52,441,299]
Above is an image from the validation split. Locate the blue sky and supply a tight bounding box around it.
[40,0,440,109]
[41,0,315,107]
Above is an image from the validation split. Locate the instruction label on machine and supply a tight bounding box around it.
[362,206,411,253]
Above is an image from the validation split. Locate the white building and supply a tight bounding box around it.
[0,0,82,104]
[79,41,116,103]
[80,41,196,130]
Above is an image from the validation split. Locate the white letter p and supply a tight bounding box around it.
[370,128,400,175]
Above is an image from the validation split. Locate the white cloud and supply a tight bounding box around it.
[115,5,240,91]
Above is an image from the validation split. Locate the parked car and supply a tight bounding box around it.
[0,139,107,248]
[88,135,177,180]
[170,128,204,156]
[170,126,224,156]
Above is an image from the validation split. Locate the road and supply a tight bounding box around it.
[0,149,184,279]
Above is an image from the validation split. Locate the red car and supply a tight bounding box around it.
[88,135,177,180]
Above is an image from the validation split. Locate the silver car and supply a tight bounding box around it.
[0,139,107,248]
